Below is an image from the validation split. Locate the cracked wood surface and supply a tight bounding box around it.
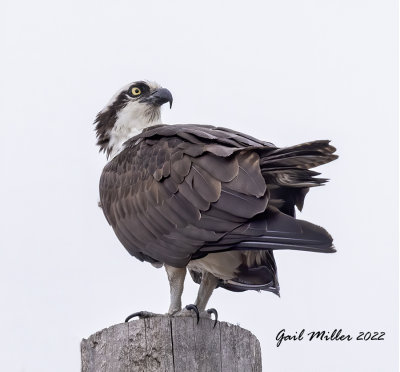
[81,316,262,372]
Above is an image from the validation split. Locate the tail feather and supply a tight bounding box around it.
[260,140,337,170]
[233,209,335,253]
[258,140,338,216]
[201,207,335,254]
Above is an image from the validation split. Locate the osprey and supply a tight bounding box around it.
[95,80,337,323]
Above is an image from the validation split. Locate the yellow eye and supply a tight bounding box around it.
[131,87,142,96]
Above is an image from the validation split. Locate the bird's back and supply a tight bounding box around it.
[99,124,337,281]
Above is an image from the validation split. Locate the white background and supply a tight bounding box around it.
[1,1,398,371]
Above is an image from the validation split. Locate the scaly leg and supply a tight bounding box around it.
[194,271,219,312]
[171,270,219,326]
[165,264,186,315]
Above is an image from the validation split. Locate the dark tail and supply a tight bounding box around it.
[260,140,338,172]
[232,207,335,253]
[202,206,335,254]
[259,140,338,216]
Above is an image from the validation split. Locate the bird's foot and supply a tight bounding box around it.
[124,311,159,322]
[172,305,218,327]
[170,304,200,323]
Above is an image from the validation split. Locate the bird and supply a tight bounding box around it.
[95,80,338,324]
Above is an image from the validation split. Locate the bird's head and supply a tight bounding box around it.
[94,80,173,158]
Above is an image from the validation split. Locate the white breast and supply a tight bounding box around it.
[108,101,162,158]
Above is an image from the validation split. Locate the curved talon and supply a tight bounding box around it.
[185,304,200,324]
[207,308,218,328]
[125,311,143,323]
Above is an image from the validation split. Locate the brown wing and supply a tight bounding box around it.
[99,125,273,267]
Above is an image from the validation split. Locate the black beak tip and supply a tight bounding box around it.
[150,87,173,109]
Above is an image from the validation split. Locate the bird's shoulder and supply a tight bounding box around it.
[100,124,276,189]
[127,123,276,149]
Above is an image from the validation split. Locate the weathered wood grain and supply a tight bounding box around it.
[81,316,262,372]
[192,318,222,372]
[144,316,174,371]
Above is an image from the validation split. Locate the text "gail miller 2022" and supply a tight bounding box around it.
[276,329,385,347]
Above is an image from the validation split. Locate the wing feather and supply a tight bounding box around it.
[100,124,336,267]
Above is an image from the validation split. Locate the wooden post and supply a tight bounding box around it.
[81,315,262,372]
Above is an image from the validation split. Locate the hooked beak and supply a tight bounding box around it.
[143,88,173,108]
